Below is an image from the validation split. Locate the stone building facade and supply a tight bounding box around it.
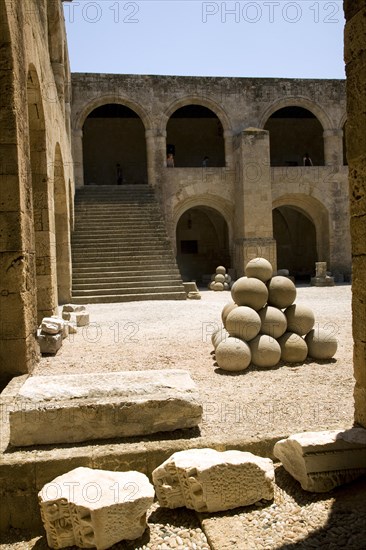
[0,0,365,432]
[0,0,74,383]
[72,74,350,283]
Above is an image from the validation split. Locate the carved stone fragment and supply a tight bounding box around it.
[152,448,274,513]
[274,428,366,492]
[36,330,63,355]
[38,467,154,550]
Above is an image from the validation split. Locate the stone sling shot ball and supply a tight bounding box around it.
[231,277,268,311]
[285,304,315,336]
[249,334,281,368]
[225,306,261,342]
[221,301,238,328]
[258,306,287,339]
[216,266,226,275]
[245,257,273,282]
[267,276,297,309]
[277,332,308,363]
[305,328,338,360]
[215,337,252,372]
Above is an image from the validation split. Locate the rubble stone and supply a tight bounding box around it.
[37,330,63,355]
[39,467,154,549]
[152,448,274,512]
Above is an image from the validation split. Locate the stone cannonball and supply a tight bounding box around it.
[209,281,215,290]
[259,306,287,338]
[285,304,315,336]
[214,273,226,284]
[245,257,273,282]
[223,282,230,290]
[249,334,281,368]
[305,328,338,360]
[216,266,226,275]
[212,328,229,349]
[231,277,268,310]
[221,302,238,328]
[226,306,261,342]
[277,332,308,363]
[267,276,297,309]
[213,282,224,291]
[225,274,232,283]
[215,337,252,372]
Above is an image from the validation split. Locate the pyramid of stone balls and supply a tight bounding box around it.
[208,265,232,291]
[212,258,338,372]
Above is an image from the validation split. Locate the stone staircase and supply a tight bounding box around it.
[71,185,186,303]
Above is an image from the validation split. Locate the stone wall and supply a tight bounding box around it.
[344,0,366,427]
[71,74,350,278]
[0,0,74,383]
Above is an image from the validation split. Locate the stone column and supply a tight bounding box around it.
[51,61,65,115]
[344,1,366,427]
[233,128,276,276]
[72,129,84,187]
[224,130,234,169]
[323,129,343,166]
[145,130,156,187]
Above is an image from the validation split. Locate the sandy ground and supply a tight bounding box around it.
[34,284,355,440]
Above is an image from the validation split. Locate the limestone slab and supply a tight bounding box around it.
[274,428,366,492]
[152,448,274,513]
[39,467,154,550]
[9,370,202,447]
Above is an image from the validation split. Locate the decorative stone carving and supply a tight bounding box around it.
[274,428,366,492]
[39,467,154,549]
[9,370,202,446]
[152,448,274,512]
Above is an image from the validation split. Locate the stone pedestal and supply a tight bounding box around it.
[311,262,335,286]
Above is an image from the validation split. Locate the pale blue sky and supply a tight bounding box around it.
[63,1,345,78]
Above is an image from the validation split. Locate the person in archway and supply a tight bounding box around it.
[202,156,209,167]
[116,163,123,185]
[303,153,313,166]
[167,153,175,167]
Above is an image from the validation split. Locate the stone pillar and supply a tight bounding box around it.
[233,128,276,276]
[72,129,84,187]
[224,130,234,169]
[323,129,343,166]
[344,0,366,427]
[145,130,156,187]
[51,61,65,114]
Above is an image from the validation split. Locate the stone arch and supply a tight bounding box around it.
[273,194,330,276]
[173,195,234,234]
[27,64,56,320]
[259,97,333,131]
[82,102,149,185]
[53,144,72,304]
[175,203,231,283]
[263,105,325,166]
[74,96,153,134]
[163,97,231,168]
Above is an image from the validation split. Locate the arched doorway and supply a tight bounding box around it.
[54,144,72,304]
[82,103,147,185]
[264,106,324,166]
[176,207,230,282]
[167,105,225,167]
[273,206,317,281]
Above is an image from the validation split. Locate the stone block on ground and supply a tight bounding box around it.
[274,428,366,492]
[41,317,63,335]
[9,370,202,446]
[63,304,86,313]
[152,448,274,513]
[36,330,63,355]
[75,311,89,327]
[62,311,71,321]
[39,467,154,550]
[66,321,77,334]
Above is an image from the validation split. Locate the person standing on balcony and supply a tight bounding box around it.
[303,153,313,166]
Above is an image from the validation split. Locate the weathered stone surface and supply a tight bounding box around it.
[152,448,274,512]
[284,304,315,336]
[39,467,154,549]
[221,301,238,328]
[278,332,308,363]
[226,306,261,341]
[267,276,297,309]
[9,370,202,446]
[305,328,338,360]
[215,337,251,372]
[249,334,281,368]
[62,311,71,321]
[231,277,268,310]
[63,304,86,313]
[258,305,287,338]
[41,317,63,335]
[274,428,366,492]
[75,312,89,327]
[245,257,273,282]
[36,330,62,355]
